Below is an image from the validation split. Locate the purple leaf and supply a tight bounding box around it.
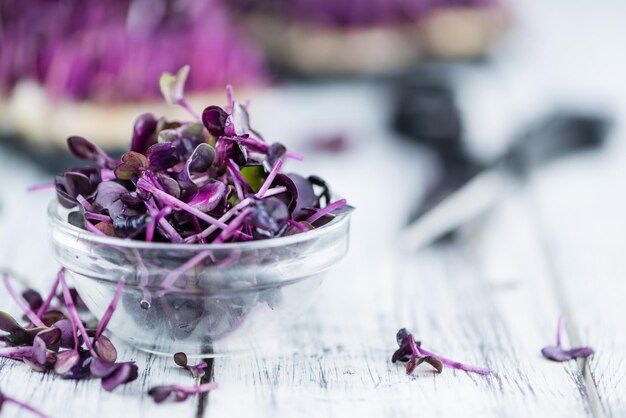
[541,317,594,362]
[54,350,80,375]
[32,335,48,366]
[286,173,316,220]
[114,152,148,181]
[188,182,226,213]
[231,102,251,136]
[250,198,289,239]
[148,382,217,404]
[89,357,118,378]
[147,142,179,171]
[187,143,216,173]
[52,319,75,347]
[67,136,118,169]
[101,362,139,392]
[22,289,43,311]
[202,105,229,136]
[94,335,118,363]
[131,113,158,154]
[36,327,61,352]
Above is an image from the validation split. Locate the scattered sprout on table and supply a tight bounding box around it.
[174,351,208,378]
[148,382,217,404]
[541,316,594,362]
[392,328,491,376]
[0,269,138,392]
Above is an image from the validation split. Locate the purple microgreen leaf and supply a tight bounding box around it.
[202,105,229,136]
[94,334,118,363]
[173,352,188,367]
[89,357,117,378]
[188,182,227,213]
[21,289,43,312]
[231,102,251,136]
[393,328,490,376]
[67,136,118,169]
[417,356,444,374]
[147,142,179,171]
[54,350,81,375]
[160,65,190,106]
[36,328,61,352]
[112,214,150,238]
[52,319,75,348]
[173,352,207,378]
[131,113,158,154]
[31,335,48,366]
[114,151,148,181]
[541,317,594,362]
[187,143,216,173]
[250,198,289,239]
[101,362,139,392]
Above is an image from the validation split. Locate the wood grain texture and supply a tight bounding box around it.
[528,147,626,417]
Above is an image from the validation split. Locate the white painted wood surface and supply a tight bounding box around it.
[2,121,625,417]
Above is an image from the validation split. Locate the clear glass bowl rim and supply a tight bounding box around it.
[47,199,351,252]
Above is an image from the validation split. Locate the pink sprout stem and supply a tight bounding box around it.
[256,159,283,198]
[58,270,93,352]
[2,274,46,328]
[36,271,61,318]
[0,346,34,359]
[183,198,252,243]
[214,208,253,244]
[84,220,106,236]
[288,220,308,232]
[2,394,52,418]
[161,251,214,288]
[413,339,491,376]
[26,182,54,192]
[145,198,183,243]
[555,316,564,347]
[138,179,229,230]
[95,279,125,339]
[177,98,202,123]
[305,199,346,224]
[101,168,116,181]
[76,194,94,212]
[285,152,304,161]
[85,212,111,222]
[145,205,173,242]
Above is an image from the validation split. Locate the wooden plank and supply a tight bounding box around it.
[527,150,626,417]
[202,159,593,417]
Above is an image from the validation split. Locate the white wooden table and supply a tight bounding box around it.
[1,88,625,417]
[4,0,626,406]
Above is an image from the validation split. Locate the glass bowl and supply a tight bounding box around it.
[47,200,350,357]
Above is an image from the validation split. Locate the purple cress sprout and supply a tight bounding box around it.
[392,328,491,376]
[541,316,595,362]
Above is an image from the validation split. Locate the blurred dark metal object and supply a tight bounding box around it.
[401,110,611,250]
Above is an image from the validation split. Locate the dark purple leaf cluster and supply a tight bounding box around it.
[0,1,265,102]
[541,317,594,362]
[55,74,351,244]
[0,269,138,392]
[392,328,491,376]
